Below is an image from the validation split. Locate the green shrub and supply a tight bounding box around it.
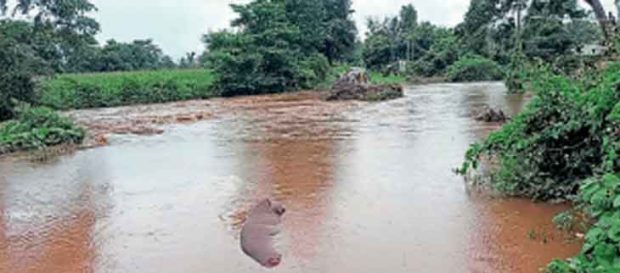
[0,106,85,154]
[548,174,620,273]
[447,55,504,82]
[207,31,331,96]
[204,0,333,97]
[39,69,215,110]
[459,64,619,200]
[409,59,437,77]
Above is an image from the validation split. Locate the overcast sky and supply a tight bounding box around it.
[89,0,614,60]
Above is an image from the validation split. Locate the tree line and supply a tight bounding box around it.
[0,0,610,119]
[202,0,357,96]
[0,0,184,120]
[0,19,176,74]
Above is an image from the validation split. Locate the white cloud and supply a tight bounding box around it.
[90,0,252,60]
[89,0,618,59]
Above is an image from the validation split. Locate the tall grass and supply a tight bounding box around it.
[39,69,215,110]
[368,71,406,85]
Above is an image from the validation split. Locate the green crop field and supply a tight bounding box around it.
[39,69,216,110]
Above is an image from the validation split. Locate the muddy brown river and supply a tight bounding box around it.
[0,83,581,273]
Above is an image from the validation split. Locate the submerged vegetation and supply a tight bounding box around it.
[0,106,85,154]
[40,69,215,110]
[459,62,619,272]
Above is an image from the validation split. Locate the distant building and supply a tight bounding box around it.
[574,44,608,56]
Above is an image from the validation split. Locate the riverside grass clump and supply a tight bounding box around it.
[458,63,620,272]
[39,69,215,110]
[0,106,85,154]
[447,55,504,82]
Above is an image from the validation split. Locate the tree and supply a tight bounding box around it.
[1,0,101,73]
[520,0,585,60]
[362,4,459,75]
[567,18,603,48]
[583,0,609,38]
[205,0,330,96]
[459,0,592,63]
[362,23,393,70]
[0,20,48,120]
[94,39,173,72]
[179,52,198,68]
[285,0,327,53]
[410,26,460,76]
[400,4,418,31]
[321,0,358,64]
[456,0,501,57]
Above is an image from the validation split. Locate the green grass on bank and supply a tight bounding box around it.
[39,66,407,112]
[39,69,215,110]
[368,71,407,85]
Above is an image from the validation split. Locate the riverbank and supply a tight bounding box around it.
[459,63,620,272]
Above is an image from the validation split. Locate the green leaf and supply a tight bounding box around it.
[582,180,602,201]
[593,243,616,267]
[608,221,620,242]
[602,174,620,190]
[583,227,606,252]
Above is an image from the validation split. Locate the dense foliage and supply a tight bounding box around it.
[447,55,504,82]
[459,64,619,200]
[0,0,175,74]
[0,0,177,121]
[0,0,101,73]
[0,106,85,154]
[457,63,619,271]
[39,69,215,110]
[0,20,50,121]
[362,5,460,77]
[456,0,595,64]
[204,0,353,96]
[87,39,176,72]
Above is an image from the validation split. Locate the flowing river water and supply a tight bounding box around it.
[0,83,581,273]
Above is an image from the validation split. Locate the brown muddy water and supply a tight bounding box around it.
[0,83,581,273]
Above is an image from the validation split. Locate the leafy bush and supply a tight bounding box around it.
[205,0,333,97]
[548,174,620,273]
[208,46,329,96]
[458,63,620,272]
[447,55,504,82]
[408,33,460,77]
[39,69,215,110]
[0,106,85,154]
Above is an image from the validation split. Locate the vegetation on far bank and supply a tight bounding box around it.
[203,0,357,97]
[447,55,505,82]
[40,69,215,110]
